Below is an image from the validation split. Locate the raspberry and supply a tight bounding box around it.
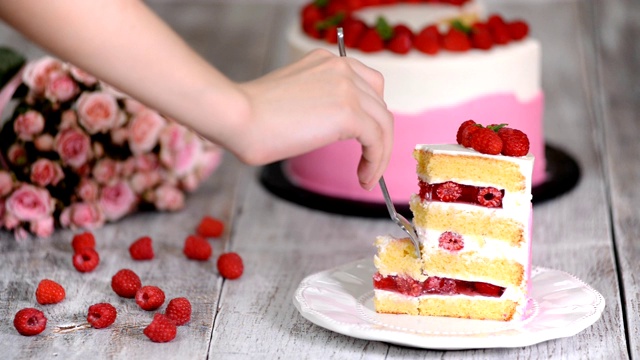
[471,23,493,50]
[144,314,177,343]
[396,276,422,297]
[388,26,413,54]
[13,308,47,336]
[111,269,142,298]
[474,282,505,297]
[35,279,66,305]
[438,231,464,251]
[359,28,384,53]
[71,232,95,252]
[217,252,244,280]
[469,127,503,155]
[498,127,530,157]
[459,122,482,148]
[414,25,440,55]
[477,187,503,207]
[196,216,224,238]
[165,297,192,326]
[129,236,154,260]
[135,286,166,311]
[72,248,100,273]
[435,182,462,202]
[507,20,529,40]
[455,119,476,145]
[441,28,471,52]
[488,14,511,45]
[183,235,212,261]
[87,303,117,329]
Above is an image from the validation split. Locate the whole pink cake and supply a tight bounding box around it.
[284,0,545,204]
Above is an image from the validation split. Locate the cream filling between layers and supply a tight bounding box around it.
[373,288,526,307]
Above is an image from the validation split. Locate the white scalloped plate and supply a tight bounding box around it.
[293,258,605,350]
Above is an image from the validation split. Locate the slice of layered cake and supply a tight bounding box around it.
[373,122,534,321]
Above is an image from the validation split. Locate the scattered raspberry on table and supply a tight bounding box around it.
[71,232,96,252]
[144,314,177,343]
[135,286,166,311]
[183,235,212,261]
[72,247,100,272]
[165,297,192,326]
[111,269,142,298]
[35,279,66,305]
[13,308,47,336]
[87,303,117,329]
[129,236,154,260]
[196,216,224,238]
[217,252,244,280]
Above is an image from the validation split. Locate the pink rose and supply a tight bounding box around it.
[75,91,119,134]
[14,110,45,141]
[34,134,55,152]
[99,181,136,221]
[76,178,100,201]
[30,159,64,187]
[0,170,13,197]
[45,70,79,103]
[3,211,20,230]
[22,57,64,94]
[135,153,159,172]
[60,202,105,230]
[159,123,203,177]
[69,65,98,86]
[5,184,54,222]
[30,215,55,238]
[128,109,166,155]
[124,98,147,114]
[120,158,136,178]
[196,146,223,180]
[55,127,91,168]
[92,158,119,185]
[60,109,78,129]
[180,173,200,192]
[7,144,27,165]
[153,184,185,211]
[130,171,161,194]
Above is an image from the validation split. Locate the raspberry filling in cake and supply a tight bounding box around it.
[373,273,506,298]
[418,180,505,208]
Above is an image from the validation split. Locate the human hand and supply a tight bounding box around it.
[230,49,394,190]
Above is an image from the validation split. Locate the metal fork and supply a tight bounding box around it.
[336,28,421,258]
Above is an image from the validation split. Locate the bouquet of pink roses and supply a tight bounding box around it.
[0,56,222,239]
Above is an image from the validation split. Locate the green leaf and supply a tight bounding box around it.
[451,19,471,34]
[313,0,329,7]
[487,123,508,132]
[315,12,345,30]
[375,16,394,41]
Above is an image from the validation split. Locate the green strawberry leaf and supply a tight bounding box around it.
[451,19,471,34]
[487,123,508,132]
[313,0,329,7]
[315,12,345,30]
[375,16,394,41]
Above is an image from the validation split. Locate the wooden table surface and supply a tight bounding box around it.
[1,0,638,359]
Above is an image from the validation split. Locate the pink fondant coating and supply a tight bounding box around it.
[285,92,545,203]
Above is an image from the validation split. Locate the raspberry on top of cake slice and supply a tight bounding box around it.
[373,120,534,321]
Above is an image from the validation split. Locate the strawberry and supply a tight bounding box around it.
[196,216,224,238]
[435,181,462,202]
[217,252,244,280]
[498,127,530,156]
[470,23,493,50]
[508,20,529,40]
[438,231,464,251]
[111,269,142,298]
[460,124,482,148]
[469,127,503,155]
[13,308,47,336]
[388,25,413,54]
[359,28,384,52]
[183,235,212,261]
[474,282,504,297]
[301,3,324,39]
[87,303,117,329]
[414,25,440,54]
[441,28,471,52]
[342,18,367,48]
[144,314,177,343]
[35,279,65,305]
[488,14,511,45]
[323,25,339,43]
[477,187,503,207]
[72,248,100,273]
[71,232,95,252]
[129,236,154,260]
[135,286,166,311]
[165,297,192,326]
[456,119,476,145]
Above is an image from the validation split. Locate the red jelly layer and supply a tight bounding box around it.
[418,180,505,208]
[373,272,505,298]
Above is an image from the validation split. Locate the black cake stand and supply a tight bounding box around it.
[259,144,580,219]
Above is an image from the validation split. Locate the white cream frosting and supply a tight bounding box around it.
[287,6,541,113]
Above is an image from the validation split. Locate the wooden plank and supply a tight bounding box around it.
[592,0,640,358]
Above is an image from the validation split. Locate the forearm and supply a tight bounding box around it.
[0,0,248,148]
